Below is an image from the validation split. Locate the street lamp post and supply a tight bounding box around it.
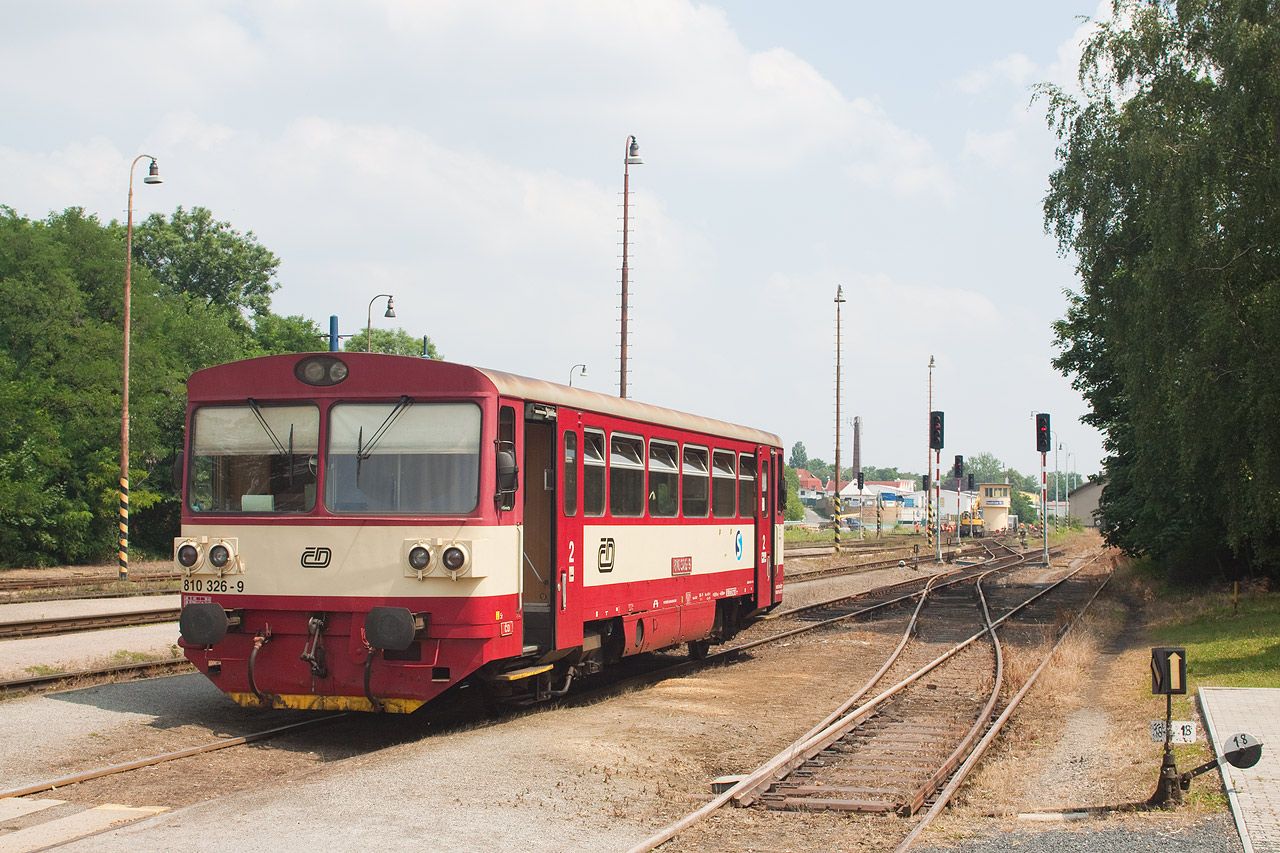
[366,294,395,352]
[119,155,163,581]
[619,135,642,398]
[568,363,588,387]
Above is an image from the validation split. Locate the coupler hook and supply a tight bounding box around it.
[300,613,329,679]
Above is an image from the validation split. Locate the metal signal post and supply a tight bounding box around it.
[1041,451,1049,564]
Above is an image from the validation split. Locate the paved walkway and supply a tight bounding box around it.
[1201,687,1280,853]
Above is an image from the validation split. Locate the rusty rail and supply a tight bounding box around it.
[0,606,180,639]
[625,548,1099,852]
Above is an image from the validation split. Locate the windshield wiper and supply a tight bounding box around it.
[356,396,412,481]
[247,398,290,456]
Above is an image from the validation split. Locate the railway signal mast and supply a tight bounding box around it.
[930,410,944,562]
[833,286,846,552]
[1036,413,1051,564]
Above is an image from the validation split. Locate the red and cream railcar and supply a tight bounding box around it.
[175,353,784,712]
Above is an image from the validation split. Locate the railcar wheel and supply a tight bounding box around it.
[688,639,711,660]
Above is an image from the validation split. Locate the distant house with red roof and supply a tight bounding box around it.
[795,468,824,503]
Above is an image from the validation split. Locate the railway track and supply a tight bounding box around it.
[627,546,1110,852]
[0,543,1023,804]
[0,658,193,694]
[0,572,180,594]
[0,606,181,639]
[0,544,1080,830]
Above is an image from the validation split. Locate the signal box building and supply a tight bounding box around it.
[977,483,1012,532]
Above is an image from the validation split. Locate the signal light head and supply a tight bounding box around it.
[1035,413,1052,453]
[929,411,944,450]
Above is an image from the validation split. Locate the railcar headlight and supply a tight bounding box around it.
[294,356,349,387]
[209,544,231,568]
[177,544,200,568]
[408,545,432,571]
[442,546,467,572]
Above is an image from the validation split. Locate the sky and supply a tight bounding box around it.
[0,0,1110,481]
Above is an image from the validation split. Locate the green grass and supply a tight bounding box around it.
[1149,587,1280,689]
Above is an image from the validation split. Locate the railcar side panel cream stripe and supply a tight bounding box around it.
[179,524,520,598]
[582,523,753,587]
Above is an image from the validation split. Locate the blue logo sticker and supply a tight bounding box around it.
[735,531,744,560]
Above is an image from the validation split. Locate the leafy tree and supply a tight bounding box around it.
[782,466,804,521]
[965,452,1007,486]
[133,206,280,322]
[1041,0,1280,579]
[804,457,831,483]
[1010,489,1038,525]
[0,207,246,564]
[343,328,441,358]
[789,441,808,469]
[251,313,327,355]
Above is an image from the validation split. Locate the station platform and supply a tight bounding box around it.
[1200,687,1280,853]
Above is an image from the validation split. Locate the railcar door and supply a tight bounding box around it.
[521,405,557,652]
[555,414,584,648]
[753,446,777,609]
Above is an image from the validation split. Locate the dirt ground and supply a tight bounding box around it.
[4,532,1238,852]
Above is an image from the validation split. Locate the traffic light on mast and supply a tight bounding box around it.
[856,471,865,490]
[967,473,975,491]
[953,455,964,478]
[1035,413,1051,453]
[923,474,931,493]
[929,411,944,450]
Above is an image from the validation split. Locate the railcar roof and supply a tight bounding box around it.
[476,365,781,447]
[188,354,781,447]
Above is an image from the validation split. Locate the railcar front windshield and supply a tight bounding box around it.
[326,402,481,514]
[188,404,320,513]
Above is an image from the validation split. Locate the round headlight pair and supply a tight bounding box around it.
[295,356,349,386]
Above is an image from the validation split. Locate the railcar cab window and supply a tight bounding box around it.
[325,402,481,514]
[610,434,645,517]
[583,430,606,516]
[648,440,679,518]
[712,450,737,518]
[739,454,758,517]
[188,404,319,513]
[682,445,709,518]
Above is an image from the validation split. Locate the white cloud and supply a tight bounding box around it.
[955,52,1038,95]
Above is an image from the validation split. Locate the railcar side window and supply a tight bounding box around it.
[326,402,481,514]
[776,456,786,516]
[563,432,578,517]
[648,440,679,518]
[584,430,606,516]
[681,445,709,518]
[712,450,736,518]
[189,404,319,513]
[739,454,757,517]
[609,434,644,517]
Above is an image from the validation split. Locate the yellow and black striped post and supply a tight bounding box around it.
[119,476,129,581]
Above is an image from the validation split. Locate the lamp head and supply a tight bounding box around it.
[626,137,643,165]
[384,296,396,318]
[143,159,163,185]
